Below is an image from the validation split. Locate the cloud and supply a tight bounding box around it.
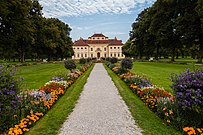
[104,32,126,35]
[39,0,154,18]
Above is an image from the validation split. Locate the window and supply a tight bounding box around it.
[91,48,93,51]
[81,47,83,49]
[97,38,99,39]
[77,48,79,49]
[85,47,87,49]
[91,54,93,58]
[118,53,120,57]
[110,47,112,49]
[118,47,120,49]
[104,47,106,51]
[110,54,112,57]
[104,53,106,58]
[114,47,116,49]
[93,38,95,39]
[78,54,79,57]
[85,54,87,57]
[73,48,75,49]
[114,53,116,57]
[81,54,83,57]
[102,38,104,39]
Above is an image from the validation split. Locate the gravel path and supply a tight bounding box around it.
[59,63,142,135]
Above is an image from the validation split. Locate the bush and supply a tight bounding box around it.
[79,58,87,64]
[170,69,203,128]
[64,60,76,71]
[120,58,133,70]
[106,57,111,62]
[110,57,118,63]
[0,64,21,133]
[171,69,203,113]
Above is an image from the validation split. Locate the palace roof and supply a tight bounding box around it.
[90,33,107,38]
[74,35,123,46]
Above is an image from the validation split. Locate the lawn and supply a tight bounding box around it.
[15,63,67,89]
[130,62,202,93]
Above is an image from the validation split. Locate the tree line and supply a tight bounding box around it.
[0,0,73,63]
[123,0,203,63]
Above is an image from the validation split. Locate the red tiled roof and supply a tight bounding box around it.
[73,37,123,46]
[90,33,106,37]
[74,39,88,46]
[86,40,109,44]
[109,39,123,45]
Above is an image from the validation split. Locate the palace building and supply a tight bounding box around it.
[72,33,125,59]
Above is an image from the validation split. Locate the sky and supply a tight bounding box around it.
[38,0,156,43]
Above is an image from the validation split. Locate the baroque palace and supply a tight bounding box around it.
[72,33,125,59]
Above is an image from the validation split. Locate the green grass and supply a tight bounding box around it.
[130,62,202,93]
[15,63,67,89]
[26,64,94,135]
[105,64,182,135]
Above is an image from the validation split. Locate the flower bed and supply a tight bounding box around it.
[107,62,203,135]
[1,63,92,135]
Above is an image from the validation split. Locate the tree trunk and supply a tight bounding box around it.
[171,48,175,62]
[20,51,25,63]
[197,32,203,63]
[155,44,159,60]
[176,51,179,59]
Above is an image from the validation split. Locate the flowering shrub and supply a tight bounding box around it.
[64,60,76,71]
[120,58,133,71]
[39,82,65,93]
[171,69,203,129]
[137,87,172,111]
[79,58,87,64]
[7,112,44,135]
[0,64,22,133]
[171,69,203,113]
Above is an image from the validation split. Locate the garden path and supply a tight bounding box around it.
[59,63,142,135]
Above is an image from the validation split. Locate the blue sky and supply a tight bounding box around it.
[38,0,156,43]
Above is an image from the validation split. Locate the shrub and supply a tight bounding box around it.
[171,69,203,113]
[110,57,118,63]
[0,64,21,133]
[64,60,76,71]
[120,58,133,70]
[171,69,203,128]
[79,58,87,64]
[106,57,111,62]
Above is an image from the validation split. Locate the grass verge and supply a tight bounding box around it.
[26,64,94,135]
[104,64,182,135]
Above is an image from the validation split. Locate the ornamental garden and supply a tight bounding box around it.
[0,58,202,135]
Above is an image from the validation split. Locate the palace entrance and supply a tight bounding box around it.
[97,52,100,58]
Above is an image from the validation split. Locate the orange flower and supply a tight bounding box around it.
[34,101,40,105]
[167,119,170,123]
[197,128,202,133]
[163,107,167,111]
[165,112,169,116]
[169,110,173,115]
